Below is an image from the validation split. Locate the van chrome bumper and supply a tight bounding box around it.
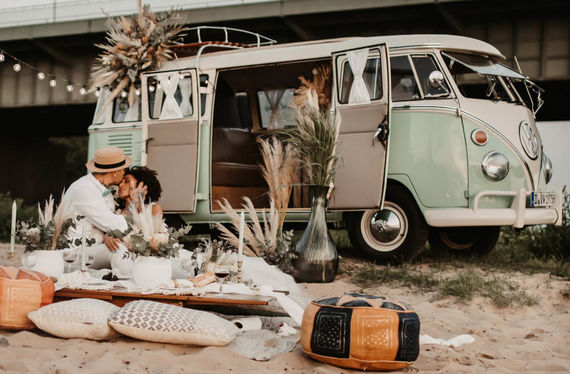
[424,188,563,228]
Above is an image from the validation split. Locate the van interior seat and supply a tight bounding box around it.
[211,127,265,187]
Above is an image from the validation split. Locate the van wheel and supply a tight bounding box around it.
[348,188,428,263]
[428,226,500,256]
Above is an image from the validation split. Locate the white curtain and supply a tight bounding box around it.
[347,48,371,105]
[124,95,140,122]
[263,89,286,129]
[159,74,183,120]
[178,75,193,116]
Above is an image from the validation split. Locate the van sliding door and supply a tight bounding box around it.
[141,70,199,212]
[329,45,391,209]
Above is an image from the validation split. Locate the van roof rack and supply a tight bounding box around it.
[171,26,277,57]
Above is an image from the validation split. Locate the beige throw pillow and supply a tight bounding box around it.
[28,298,120,340]
[108,300,239,346]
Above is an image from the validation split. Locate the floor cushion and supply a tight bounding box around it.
[301,293,420,371]
[108,300,240,346]
[28,298,120,340]
[0,266,54,330]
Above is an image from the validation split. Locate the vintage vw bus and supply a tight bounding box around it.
[88,28,562,262]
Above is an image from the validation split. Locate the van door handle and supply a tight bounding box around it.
[374,118,389,144]
[145,137,154,149]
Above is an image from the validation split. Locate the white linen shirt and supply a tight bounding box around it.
[60,174,128,243]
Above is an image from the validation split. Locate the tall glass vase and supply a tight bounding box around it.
[294,185,338,283]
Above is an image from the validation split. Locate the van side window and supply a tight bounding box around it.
[257,89,296,129]
[390,56,421,101]
[339,57,383,104]
[113,97,141,123]
[411,56,449,97]
[148,73,194,120]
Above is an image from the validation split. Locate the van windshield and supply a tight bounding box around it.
[442,51,542,112]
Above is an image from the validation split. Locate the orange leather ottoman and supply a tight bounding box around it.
[0,266,55,330]
[301,293,420,371]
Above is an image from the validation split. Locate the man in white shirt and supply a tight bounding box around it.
[60,146,132,269]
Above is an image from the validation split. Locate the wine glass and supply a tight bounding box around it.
[180,258,196,278]
[84,253,94,269]
[214,264,230,295]
[22,252,37,269]
[62,249,77,273]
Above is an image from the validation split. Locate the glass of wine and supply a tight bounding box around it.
[63,249,77,273]
[214,264,230,295]
[84,253,94,269]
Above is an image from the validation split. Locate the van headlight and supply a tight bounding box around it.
[481,151,509,181]
[544,154,553,184]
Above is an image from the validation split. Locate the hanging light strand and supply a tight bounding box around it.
[0,48,90,95]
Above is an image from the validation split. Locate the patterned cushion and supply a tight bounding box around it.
[0,266,54,330]
[28,298,120,340]
[108,300,240,346]
[301,293,420,371]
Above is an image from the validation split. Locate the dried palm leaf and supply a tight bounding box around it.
[293,64,332,111]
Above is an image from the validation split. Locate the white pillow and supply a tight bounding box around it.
[108,300,239,346]
[28,298,120,340]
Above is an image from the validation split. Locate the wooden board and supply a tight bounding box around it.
[54,288,274,308]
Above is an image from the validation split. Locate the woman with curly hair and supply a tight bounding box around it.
[118,166,163,216]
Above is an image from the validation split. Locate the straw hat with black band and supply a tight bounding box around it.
[86,147,133,173]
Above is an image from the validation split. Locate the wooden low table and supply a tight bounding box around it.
[54,288,274,308]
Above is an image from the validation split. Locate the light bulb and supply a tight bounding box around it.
[66,84,74,92]
[135,88,141,96]
[148,85,155,92]
[0,53,5,62]
[49,79,57,87]
[79,87,87,95]
[37,72,45,80]
[13,63,21,72]
[120,90,128,98]
[95,89,100,97]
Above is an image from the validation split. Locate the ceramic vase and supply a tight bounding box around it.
[293,185,338,283]
[28,250,65,278]
[110,245,136,278]
[132,256,172,289]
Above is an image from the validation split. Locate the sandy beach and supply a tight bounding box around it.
[1,243,569,373]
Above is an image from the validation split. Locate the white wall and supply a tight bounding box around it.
[537,121,570,191]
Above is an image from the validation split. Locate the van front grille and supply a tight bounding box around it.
[108,133,134,156]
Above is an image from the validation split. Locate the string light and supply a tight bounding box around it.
[148,85,155,92]
[120,90,128,98]
[95,89,100,97]
[135,88,141,96]
[0,47,92,94]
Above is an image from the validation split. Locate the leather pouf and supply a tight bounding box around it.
[301,293,420,371]
[0,266,55,330]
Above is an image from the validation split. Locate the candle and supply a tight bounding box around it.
[10,200,16,254]
[238,210,245,258]
[80,226,86,271]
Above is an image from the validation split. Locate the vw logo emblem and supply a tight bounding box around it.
[519,121,539,160]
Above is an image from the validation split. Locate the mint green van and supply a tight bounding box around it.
[88,29,562,262]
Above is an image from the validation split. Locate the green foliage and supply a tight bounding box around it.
[0,192,36,242]
[352,264,537,308]
[263,229,297,274]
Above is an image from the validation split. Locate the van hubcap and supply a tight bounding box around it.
[361,203,408,252]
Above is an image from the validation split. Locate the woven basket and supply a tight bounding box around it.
[0,266,55,330]
[301,293,420,371]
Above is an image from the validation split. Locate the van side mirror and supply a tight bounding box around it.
[427,70,451,97]
[428,70,445,89]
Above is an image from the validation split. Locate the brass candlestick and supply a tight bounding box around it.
[8,251,15,266]
[237,260,243,283]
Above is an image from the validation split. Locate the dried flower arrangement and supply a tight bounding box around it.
[108,203,191,258]
[90,1,187,116]
[17,195,91,252]
[195,237,236,272]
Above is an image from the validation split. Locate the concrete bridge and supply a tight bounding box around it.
[0,0,568,202]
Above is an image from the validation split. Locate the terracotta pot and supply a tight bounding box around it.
[27,250,65,278]
[294,185,338,283]
[132,256,172,289]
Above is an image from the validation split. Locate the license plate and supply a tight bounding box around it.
[530,192,556,207]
